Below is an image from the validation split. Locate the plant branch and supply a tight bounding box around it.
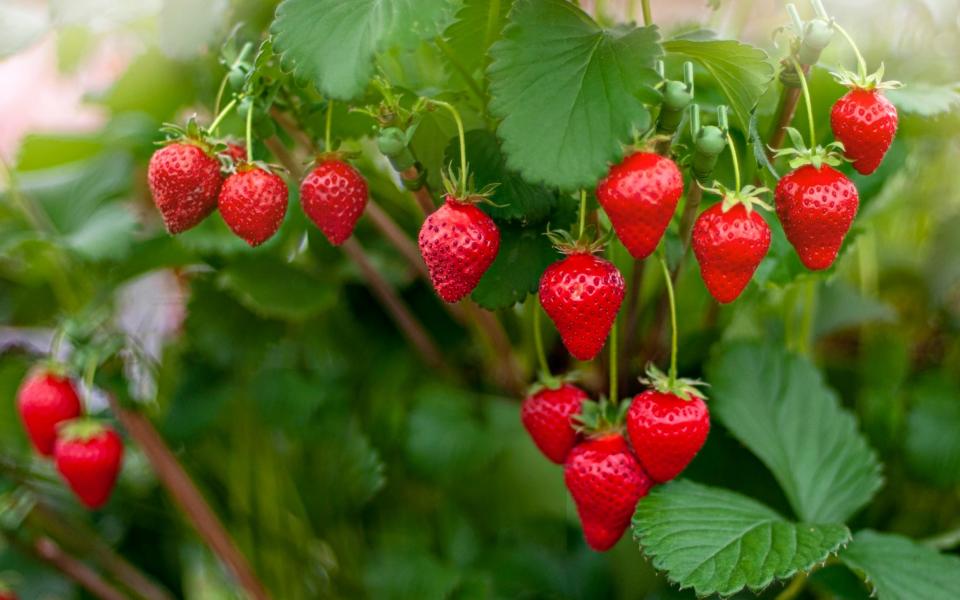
[30,536,127,600]
[106,395,272,600]
[401,166,437,215]
[765,64,811,160]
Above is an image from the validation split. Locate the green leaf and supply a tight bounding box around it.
[886,83,960,117]
[272,0,456,100]
[442,0,511,81]
[840,530,960,600]
[63,204,138,261]
[488,0,661,190]
[663,38,774,130]
[814,281,896,337]
[217,256,338,321]
[445,130,557,224]
[470,226,558,310]
[632,480,850,597]
[904,375,960,487]
[707,341,882,523]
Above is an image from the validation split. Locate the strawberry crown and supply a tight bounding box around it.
[157,118,226,155]
[440,165,498,204]
[699,181,772,215]
[57,418,110,443]
[527,370,581,395]
[772,127,846,170]
[574,397,628,436]
[831,62,902,92]
[640,363,708,402]
[544,227,611,255]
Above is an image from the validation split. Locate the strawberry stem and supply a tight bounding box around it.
[533,300,551,378]
[609,305,619,405]
[428,99,468,195]
[208,96,239,135]
[213,42,252,125]
[640,0,652,25]
[725,130,741,192]
[830,20,869,82]
[245,99,254,164]
[791,57,816,148]
[324,100,333,152]
[657,253,678,386]
[578,189,587,239]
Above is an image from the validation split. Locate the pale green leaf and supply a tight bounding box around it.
[707,342,882,523]
[886,83,960,117]
[64,204,138,261]
[664,38,774,130]
[488,0,661,190]
[633,480,850,597]
[841,530,960,600]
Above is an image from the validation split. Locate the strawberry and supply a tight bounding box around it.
[301,159,369,246]
[831,88,897,175]
[521,383,588,464]
[775,164,858,270]
[16,370,82,457]
[626,366,709,483]
[54,420,123,510]
[596,152,683,260]
[692,185,772,304]
[147,142,222,234]
[539,251,624,361]
[219,166,289,247]
[564,433,652,551]
[221,142,247,165]
[418,195,500,303]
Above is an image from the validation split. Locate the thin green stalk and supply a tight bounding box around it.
[213,42,252,127]
[578,190,587,238]
[831,21,868,80]
[208,97,239,136]
[773,572,807,600]
[641,0,652,26]
[725,131,741,191]
[533,301,550,377]
[791,58,816,147]
[245,100,254,164]
[324,100,334,152]
[428,99,467,192]
[657,254,678,386]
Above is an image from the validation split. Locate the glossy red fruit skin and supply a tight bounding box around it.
[301,159,369,246]
[692,203,771,304]
[596,152,683,260]
[775,165,859,271]
[564,434,652,551]
[418,196,500,303]
[831,89,898,175]
[54,428,123,509]
[147,143,222,233]
[626,390,709,483]
[218,167,289,247]
[521,383,588,464]
[16,372,82,457]
[539,253,624,361]
[221,143,247,164]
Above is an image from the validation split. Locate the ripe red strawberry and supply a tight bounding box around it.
[775,164,858,270]
[831,89,898,175]
[147,142,222,233]
[539,252,624,361]
[54,420,123,510]
[626,386,709,483]
[219,166,289,247]
[0,585,15,600]
[301,159,369,246]
[16,370,82,457]
[418,195,500,302]
[521,383,588,464]
[596,152,683,260]
[692,188,772,304]
[221,142,247,165]
[565,434,652,551]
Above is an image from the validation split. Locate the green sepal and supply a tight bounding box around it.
[544,226,612,255]
[771,127,846,170]
[640,363,709,402]
[526,370,582,396]
[699,181,772,215]
[831,62,903,92]
[57,418,108,443]
[440,166,499,205]
[574,396,629,436]
[157,117,214,153]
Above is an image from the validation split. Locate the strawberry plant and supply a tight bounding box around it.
[1,0,959,598]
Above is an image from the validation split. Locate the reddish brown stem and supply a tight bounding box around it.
[365,201,430,280]
[341,237,447,370]
[32,537,127,600]
[107,396,272,600]
[401,167,436,215]
[765,64,811,160]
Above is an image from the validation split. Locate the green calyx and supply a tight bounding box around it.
[158,118,214,153]
[544,226,611,255]
[57,418,107,443]
[831,62,903,92]
[772,127,846,170]
[640,363,708,402]
[527,370,580,395]
[700,181,772,215]
[440,166,498,205]
[574,397,629,436]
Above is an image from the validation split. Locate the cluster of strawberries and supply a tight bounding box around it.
[148,137,370,248]
[15,369,123,510]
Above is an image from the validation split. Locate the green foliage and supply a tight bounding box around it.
[886,82,960,117]
[840,530,960,600]
[633,480,850,597]
[708,342,882,523]
[488,0,662,190]
[470,226,559,310]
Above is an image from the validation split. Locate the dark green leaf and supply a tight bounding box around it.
[707,341,882,523]
[905,375,960,487]
[840,530,960,600]
[470,225,558,310]
[814,281,896,337]
[217,255,338,321]
[488,0,661,190]
[442,0,511,82]
[633,480,850,597]
[663,39,774,130]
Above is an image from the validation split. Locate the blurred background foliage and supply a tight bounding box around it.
[0,0,959,598]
